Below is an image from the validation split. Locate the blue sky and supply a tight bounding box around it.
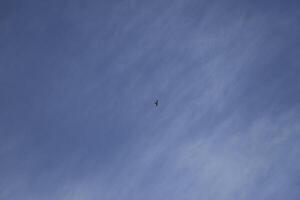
[0,0,300,199]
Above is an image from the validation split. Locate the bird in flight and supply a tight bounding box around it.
[154,99,158,107]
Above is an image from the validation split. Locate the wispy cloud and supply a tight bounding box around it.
[0,0,299,199]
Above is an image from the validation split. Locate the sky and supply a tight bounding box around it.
[0,0,300,199]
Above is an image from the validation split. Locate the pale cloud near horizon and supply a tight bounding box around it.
[43,108,299,200]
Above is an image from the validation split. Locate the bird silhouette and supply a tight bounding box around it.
[154,99,158,107]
